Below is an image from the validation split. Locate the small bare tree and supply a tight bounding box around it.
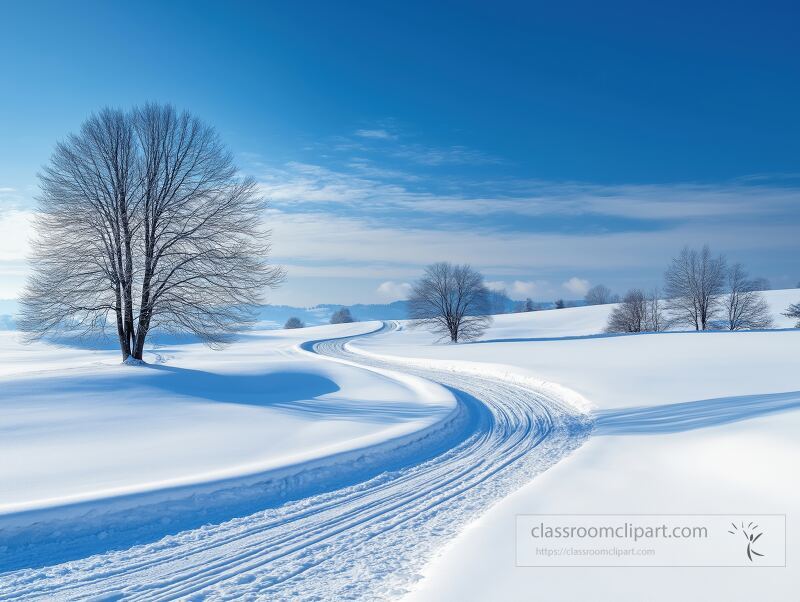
[19,104,284,362]
[585,284,614,305]
[408,262,491,342]
[284,317,304,329]
[784,301,800,327]
[722,264,773,331]
[663,245,726,330]
[644,288,665,332]
[605,289,647,333]
[330,307,355,324]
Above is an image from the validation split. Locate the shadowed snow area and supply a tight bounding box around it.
[594,390,800,434]
[0,321,590,599]
[0,322,460,570]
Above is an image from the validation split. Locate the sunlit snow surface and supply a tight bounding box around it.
[0,289,798,600]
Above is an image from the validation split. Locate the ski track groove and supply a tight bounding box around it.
[0,322,591,601]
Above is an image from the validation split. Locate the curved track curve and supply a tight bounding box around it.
[0,322,591,601]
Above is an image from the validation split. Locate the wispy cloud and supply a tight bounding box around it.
[256,160,800,225]
[391,144,501,166]
[7,129,800,304]
[355,128,397,140]
[267,209,798,275]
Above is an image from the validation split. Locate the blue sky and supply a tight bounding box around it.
[1,1,799,306]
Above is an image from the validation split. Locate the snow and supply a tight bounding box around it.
[386,289,800,602]
[352,289,800,411]
[0,288,798,599]
[0,321,587,596]
[406,411,800,602]
[0,321,461,568]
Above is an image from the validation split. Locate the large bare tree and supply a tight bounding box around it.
[408,262,491,342]
[19,104,284,362]
[721,263,773,331]
[663,245,726,330]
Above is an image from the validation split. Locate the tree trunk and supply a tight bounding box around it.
[132,304,152,360]
[114,287,131,361]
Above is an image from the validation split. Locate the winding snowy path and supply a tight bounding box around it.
[0,322,590,601]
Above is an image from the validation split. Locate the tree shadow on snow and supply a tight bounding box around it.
[593,390,800,435]
[470,327,800,346]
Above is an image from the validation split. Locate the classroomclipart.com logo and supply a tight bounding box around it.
[516,514,786,567]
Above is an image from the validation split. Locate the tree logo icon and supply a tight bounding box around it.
[728,521,764,561]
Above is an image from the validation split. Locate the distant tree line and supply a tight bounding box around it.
[405,248,797,343]
[605,244,783,334]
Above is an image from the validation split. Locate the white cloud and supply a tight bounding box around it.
[484,280,549,299]
[355,129,396,140]
[484,280,507,292]
[562,277,590,296]
[376,280,412,301]
[510,280,547,298]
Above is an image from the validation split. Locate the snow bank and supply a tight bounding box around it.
[345,338,592,414]
[352,289,800,410]
[0,322,468,570]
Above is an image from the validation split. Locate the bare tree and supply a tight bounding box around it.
[19,104,284,362]
[663,245,726,330]
[554,298,566,309]
[644,288,665,332]
[408,262,491,342]
[721,264,773,331]
[284,317,304,329]
[750,277,770,291]
[585,284,615,305]
[330,307,355,324]
[513,297,535,313]
[784,302,800,327]
[605,289,647,333]
[523,297,535,312]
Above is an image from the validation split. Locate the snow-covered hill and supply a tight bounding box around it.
[0,289,797,600]
[389,291,800,602]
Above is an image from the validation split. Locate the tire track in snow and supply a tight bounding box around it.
[0,322,591,601]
